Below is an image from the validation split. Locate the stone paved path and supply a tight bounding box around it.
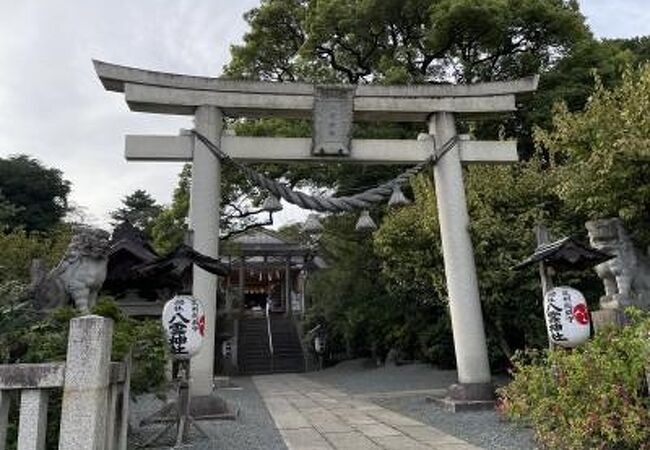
[254,374,484,450]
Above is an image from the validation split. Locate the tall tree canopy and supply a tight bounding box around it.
[226,0,588,84]
[221,0,650,203]
[223,0,595,192]
[0,155,70,232]
[536,65,650,246]
[0,226,72,284]
[521,37,650,149]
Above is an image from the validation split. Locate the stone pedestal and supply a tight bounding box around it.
[428,382,495,413]
[591,309,628,332]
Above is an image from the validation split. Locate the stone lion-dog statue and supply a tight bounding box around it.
[31,226,110,313]
[585,218,650,310]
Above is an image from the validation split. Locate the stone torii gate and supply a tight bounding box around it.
[94,60,538,403]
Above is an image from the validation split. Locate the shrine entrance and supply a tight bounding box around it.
[220,228,315,318]
[237,266,287,315]
[94,59,538,405]
[217,229,317,375]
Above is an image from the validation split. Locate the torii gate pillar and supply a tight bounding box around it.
[430,113,491,397]
[189,106,222,396]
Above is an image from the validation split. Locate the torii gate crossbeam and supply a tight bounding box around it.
[94,60,538,407]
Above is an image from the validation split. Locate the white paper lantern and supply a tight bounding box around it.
[162,295,205,359]
[543,286,591,348]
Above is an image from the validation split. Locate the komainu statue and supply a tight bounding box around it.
[585,218,650,310]
[31,226,110,312]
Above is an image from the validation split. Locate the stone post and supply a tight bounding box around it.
[190,105,223,396]
[17,390,48,450]
[117,354,131,450]
[429,113,492,398]
[0,391,9,450]
[58,315,113,450]
[104,383,118,450]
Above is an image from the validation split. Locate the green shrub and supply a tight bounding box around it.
[497,309,650,450]
[91,298,169,395]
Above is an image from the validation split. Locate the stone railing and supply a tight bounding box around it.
[0,315,131,450]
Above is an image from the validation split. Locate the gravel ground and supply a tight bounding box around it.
[375,396,537,450]
[129,377,287,450]
[306,359,538,450]
[305,359,458,393]
[129,361,537,450]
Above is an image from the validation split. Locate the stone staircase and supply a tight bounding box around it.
[270,317,305,373]
[238,317,304,375]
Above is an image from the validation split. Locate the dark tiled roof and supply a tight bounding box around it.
[135,244,228,277]
[514,237,614,271]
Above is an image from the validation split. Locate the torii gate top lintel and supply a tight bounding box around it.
[93,59,538,122]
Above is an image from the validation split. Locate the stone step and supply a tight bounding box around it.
[238,317,304,375]
[240,356,304,369]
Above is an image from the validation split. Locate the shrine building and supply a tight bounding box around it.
[217,228,325,375]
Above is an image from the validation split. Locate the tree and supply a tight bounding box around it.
[374,65,650,363]
[374,164,562,362]
[110,189,163,238]
[0,155,70,232]
[226,0,588,84]
[304,212,457,366]
[220,0,603,209]
[150,163,282,254]
[611,35,650,62]
[151,166,191,254]
[536,64,650,246]
[516,37,650,154]
[0,225,72,284]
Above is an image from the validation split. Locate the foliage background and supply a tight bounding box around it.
[0,155,70,232]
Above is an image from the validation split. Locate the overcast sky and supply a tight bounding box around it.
[1,0,648,229]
